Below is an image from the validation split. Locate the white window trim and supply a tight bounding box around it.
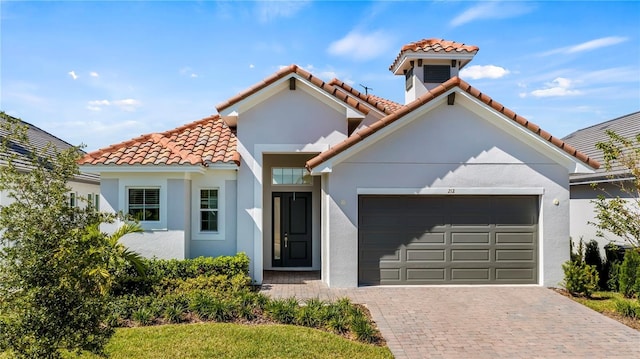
[198,188,220,234]
[271,167,312,186]
[192,181,226,241]
[119,179,167,231]
[126,187,161,223]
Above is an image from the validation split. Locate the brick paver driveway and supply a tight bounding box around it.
[261,272,640,358]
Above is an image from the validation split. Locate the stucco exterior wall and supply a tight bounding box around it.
[570,182,636,252]
[235,86,350,282]
[323,103,571,287]
[99,170,237,260]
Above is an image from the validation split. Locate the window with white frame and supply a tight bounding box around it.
[128,188,160,221]
[87,193,100,211]
[272,168,311,185]
[69,192,77,207]
[200,189,218,232]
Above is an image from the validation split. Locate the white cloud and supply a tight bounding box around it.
[328,30,394,61]
[113,99,142,111]
[179,66,198,78]
[530,77,582,98]
[90,71,99,78]
[68,70,78,80]
[255,0,310,23]
[459,65,510,80]
[86,98,141,112]
[451,1,534,27]
[249,64,255,69]
[540,36,628,56]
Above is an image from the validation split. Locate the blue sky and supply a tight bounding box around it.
[2,1,639,152]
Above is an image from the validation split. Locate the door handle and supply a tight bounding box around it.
[284,232,288,248]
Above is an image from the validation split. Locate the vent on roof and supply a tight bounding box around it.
[424,65,451,83]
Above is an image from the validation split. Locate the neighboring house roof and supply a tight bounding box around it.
[78,115,238,167]
[216,64,370,116]
[306,76,601,171]
[563,111,640,183]
[0,114,99,184]
[328,79,403,115]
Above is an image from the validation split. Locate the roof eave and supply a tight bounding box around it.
[390,52,477,75]
[78,164,208,174]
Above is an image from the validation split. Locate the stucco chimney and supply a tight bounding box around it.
[389,39,479,104]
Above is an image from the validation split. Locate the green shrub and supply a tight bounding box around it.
[295,298,326,328]
[619,249,640,298]
[132,307,154,326]
[562,260,599,297]
[570,238,584,263]
[608,262,621,291]
[265,298,298,324]
[348,307,378,343]
[614,299,640,318]
[162,302,186,323]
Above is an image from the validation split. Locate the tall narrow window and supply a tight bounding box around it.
[200,189,218,231]
[69,192,76,207]
[128,188,160,221]
[405,66,414,90]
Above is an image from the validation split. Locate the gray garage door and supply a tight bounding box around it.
[358,195,538,285]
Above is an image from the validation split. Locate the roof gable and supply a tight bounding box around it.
[78,115,238,167]
[306,77,600,172]
[215,65,369,119]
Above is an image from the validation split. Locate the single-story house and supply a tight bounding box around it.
[0,113,100,209]
[79,38,599,287]
[563,111,640,250]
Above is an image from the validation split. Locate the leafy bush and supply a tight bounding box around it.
[608,262,621,291]
[562,260,599,297]
[619,249,640,298]
[570,238,584,263]
[614,299,640,318]
[132,307,154,326]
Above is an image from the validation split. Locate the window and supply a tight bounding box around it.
[200,189,218,232]
[424,65,451,83]
[88,193,100,211]
[272,168,311,185]
[405,66,414,90]
[128,188,160,221]
[69,192,76,207]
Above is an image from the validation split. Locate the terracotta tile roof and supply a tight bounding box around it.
[215,64,369,115]
[78,115,238,167]
[328,79,403,115]
[389,38,480,72]
[306,76,600,171]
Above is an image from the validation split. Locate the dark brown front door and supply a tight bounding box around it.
[272,192,312,267]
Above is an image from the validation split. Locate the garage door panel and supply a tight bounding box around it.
[496,232,536,244]
[406,249,446,261]
[358,195,538,285]
[496,249,535,261]
[451,232,490,244]
[407,268,445,281]
[451,268,490,280]
[451,249,491,261]
[495,268,535,280]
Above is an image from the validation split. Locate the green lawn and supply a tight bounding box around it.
[571,291,631,312]
[46,323,392,359]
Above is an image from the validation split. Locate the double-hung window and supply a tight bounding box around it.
[128,188,160,221]
[200,189,218,232]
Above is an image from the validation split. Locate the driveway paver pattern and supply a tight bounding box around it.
[260,271,640,359]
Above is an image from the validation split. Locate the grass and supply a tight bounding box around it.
[561,290,640,331]
[48,323,393,359]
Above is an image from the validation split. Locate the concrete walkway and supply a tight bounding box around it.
[260,271,640,359]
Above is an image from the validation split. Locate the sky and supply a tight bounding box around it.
[1,0,639,152]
